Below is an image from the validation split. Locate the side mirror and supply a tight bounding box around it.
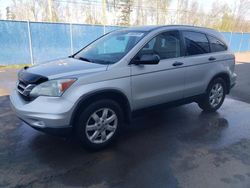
[133,54,160,65]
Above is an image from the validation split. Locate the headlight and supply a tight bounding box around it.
[30,78,76,97]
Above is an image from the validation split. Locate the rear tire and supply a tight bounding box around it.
[74,99,123,150]
[198,78,226,112]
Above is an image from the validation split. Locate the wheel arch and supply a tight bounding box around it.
[208,72,230,94]
[70,89,132,128]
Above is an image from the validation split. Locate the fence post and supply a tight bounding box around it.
[70,23,73,54]
[103,24,106,35]
[248,38,250,51]
[27,20,34,65]
[229,31,233,47]
[238,32,243,52]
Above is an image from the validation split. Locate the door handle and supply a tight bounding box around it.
[209,56,216,61]
[172,62,183,66]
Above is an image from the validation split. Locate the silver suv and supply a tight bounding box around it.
[10,25,237,149]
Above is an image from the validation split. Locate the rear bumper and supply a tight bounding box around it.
[230,72,237,90]
[10,90,75,130]
[230,82,236,89]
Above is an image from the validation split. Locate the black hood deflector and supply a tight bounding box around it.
[18,67,48,84]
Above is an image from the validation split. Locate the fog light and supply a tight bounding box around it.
[32,120,46,128]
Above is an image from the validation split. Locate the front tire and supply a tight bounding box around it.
[198,78,226,112]
[75,99,123,150]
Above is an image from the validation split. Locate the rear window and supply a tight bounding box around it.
[208,35,227,52]
[183,31,210,56]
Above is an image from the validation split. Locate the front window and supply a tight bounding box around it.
[74,31,146,64]
[136,30,181,60]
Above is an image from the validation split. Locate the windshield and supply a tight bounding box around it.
[74,30,146,64]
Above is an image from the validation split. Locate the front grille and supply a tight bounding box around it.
[17,80,36,101]
[17,80,27,94]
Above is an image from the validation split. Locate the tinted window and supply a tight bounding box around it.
[138,31,181,60]
[183,31,210,55]
[208,35,227,52]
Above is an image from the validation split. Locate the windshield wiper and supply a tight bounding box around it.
[70,55,92,63]
[77,57,92,62]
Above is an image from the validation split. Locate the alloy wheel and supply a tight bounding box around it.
[85,108,118,144]
[209,83,224,108]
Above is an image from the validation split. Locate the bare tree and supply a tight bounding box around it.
[177,0,189,24]
[9,0,61,22]
[3,0,250,32]
[37,0,61,22]
[233,0,250,31]
[134,0,142,25]
[188,1,200,25]
[156,0,172,25]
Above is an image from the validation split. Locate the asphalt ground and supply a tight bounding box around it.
[229,62,250,103]
[0,63,250,188]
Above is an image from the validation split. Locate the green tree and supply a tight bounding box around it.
[118,0,133,26]
[220,8,234,31]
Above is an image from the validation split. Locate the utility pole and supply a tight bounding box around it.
[48,0,53,21]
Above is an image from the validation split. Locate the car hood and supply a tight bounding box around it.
[26,58,108,79]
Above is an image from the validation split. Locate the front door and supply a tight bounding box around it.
[131,30,186,110]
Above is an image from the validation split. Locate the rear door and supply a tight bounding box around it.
[207,34,231,65]
[180,31,214,98]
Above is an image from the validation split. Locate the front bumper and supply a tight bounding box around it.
[26,122,72,135]
[10,90,75,130]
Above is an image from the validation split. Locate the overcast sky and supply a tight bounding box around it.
[0,0,238,20]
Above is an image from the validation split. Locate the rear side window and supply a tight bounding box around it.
[208,35,227,52]
[183,31,210,56]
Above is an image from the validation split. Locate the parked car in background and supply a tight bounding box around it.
[10,25,237,149]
